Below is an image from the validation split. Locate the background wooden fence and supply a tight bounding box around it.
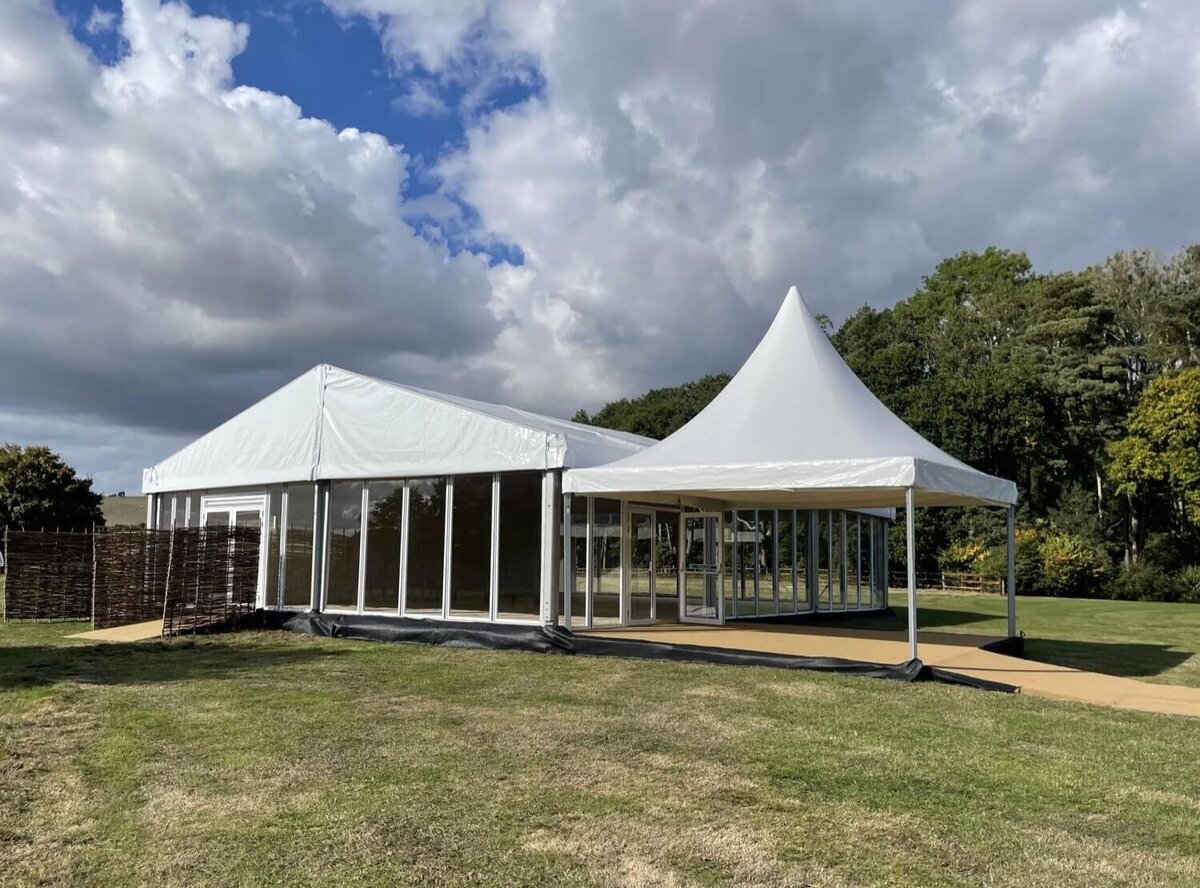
[887,571,1004,594]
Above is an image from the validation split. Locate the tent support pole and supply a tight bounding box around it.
[1006,504,1016,638]
[905,487,917,661]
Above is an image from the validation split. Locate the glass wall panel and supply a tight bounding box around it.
[872,518,888,608]
[757,510,777,616]
[796,510,811,610]
[283,483,315,608]
[570,497,588,626]
[266,487,282,608]
[846,515,861,609]
[186,493,200,528]
[590,498,622,626]
[406,478,445,614]
[777,510,795,614]
[734,511,757,616]
[722,511,736,619]
[654,512,679,622]
[450,474,492,618]
[498,471,542,618]
[363,481,403,611]
[816,511,831,610]
[326,481,363,610]
[833,511,846,610]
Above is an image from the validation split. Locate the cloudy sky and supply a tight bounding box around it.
[2,0,1198,492]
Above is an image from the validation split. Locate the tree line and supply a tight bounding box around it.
[575,246,1200,602]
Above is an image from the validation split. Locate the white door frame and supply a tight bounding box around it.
[680,511,724,624]
[200,493,269,609]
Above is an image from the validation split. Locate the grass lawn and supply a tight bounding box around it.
[861,591,1200,688]
[2,602,1200,886]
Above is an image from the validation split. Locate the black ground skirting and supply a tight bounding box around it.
[734,606,894,625]
[277,612,1017,693]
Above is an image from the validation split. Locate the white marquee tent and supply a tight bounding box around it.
[143,365,653,494]
[565,287,1019,656]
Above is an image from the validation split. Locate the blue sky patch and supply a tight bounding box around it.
[53,0,537,263]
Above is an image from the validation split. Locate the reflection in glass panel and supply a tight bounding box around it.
[816,511,831,610]
[654,512,679,622]
[796,510,811,611]
[326,481,363,609]
[498,472,542,618]
[628,508,657,619]
[570,497,588,626]
[629,511,653,621]
[450,474,492,618]
[283,483,315,608]
[722,511,735,619]
[187,493,200,529]
[734,511,756,616]
[206,510,229,527]
[590,499,622,626]
[364,481,403,611]
[840,513,849,609]
[849,516,859,607]
[777,510,795,614]
[267,488,282,608]
[406,478,445,613]
[158,495,175,530]
[873,518,888,608]
[757,510,777,616]
[683,514,720,620]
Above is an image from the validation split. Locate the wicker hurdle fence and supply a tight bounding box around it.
[3,526,260,635]
[2,530,94,621]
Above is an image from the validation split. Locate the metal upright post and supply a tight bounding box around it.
[1006,505,1017,638]
[905,487,918,661]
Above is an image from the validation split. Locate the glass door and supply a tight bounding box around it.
[681,513,722,623]
[627,509,655,623]
[200,495,268,608]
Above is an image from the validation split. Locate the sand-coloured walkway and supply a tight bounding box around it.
[67,620,163,642]
[583,623,1200,718]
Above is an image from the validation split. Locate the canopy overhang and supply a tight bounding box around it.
[564,456,1016,508]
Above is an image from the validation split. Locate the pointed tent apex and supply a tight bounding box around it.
[786,285,804,305]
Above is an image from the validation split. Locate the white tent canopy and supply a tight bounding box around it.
[564,287,1017,509]
[143,365,654,493]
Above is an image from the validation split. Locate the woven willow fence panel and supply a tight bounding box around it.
[2,531,93,621]
[92,530,172,630]
[162,527,260,637]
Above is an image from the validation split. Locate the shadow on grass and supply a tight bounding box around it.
[0,637,350,689]
[815,609,1195,679]
[1024,638,1193,679]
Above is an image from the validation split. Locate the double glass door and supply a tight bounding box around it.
[625,509,722,625]
[200,495,268,607]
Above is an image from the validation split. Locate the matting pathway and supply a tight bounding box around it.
[583,623,1200,718]
[67,620,164,643]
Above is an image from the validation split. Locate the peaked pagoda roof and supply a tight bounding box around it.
[563,287,1017,508]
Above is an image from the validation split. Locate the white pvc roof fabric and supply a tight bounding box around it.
[563,287,1018,509]
[143,366,654,493]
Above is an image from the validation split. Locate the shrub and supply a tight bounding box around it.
[1106,563,1184,602]
[1179,567,1200,604]
[1037,531,1108,598]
